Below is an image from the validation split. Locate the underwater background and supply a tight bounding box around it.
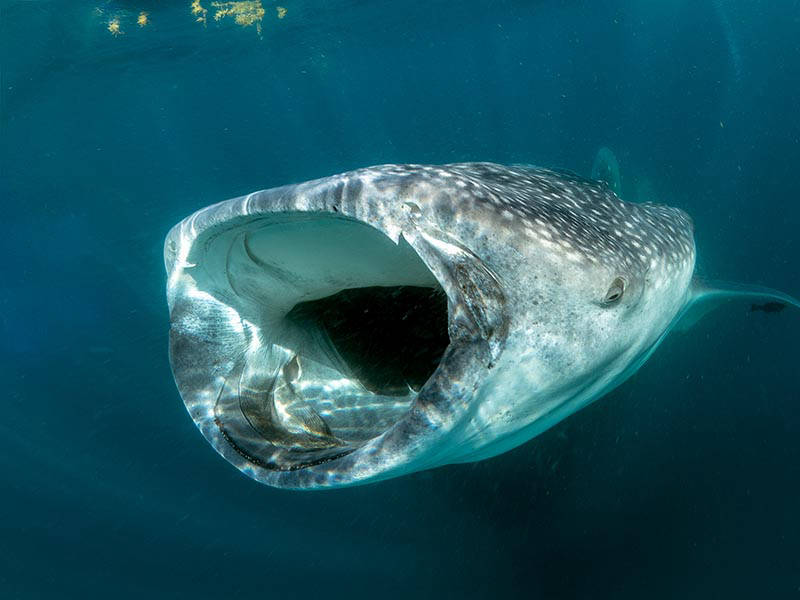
[1,1,799,598]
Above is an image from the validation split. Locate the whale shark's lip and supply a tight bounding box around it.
[165,172,509,489]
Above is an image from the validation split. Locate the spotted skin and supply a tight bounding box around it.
[369,162,694,272]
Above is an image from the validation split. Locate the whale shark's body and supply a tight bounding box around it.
[165,161,798,489]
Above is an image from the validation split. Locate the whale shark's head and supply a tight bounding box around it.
[165,163,696,489]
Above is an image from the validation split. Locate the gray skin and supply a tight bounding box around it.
[164,162,788,490]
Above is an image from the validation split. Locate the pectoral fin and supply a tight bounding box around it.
[675,278,800,332]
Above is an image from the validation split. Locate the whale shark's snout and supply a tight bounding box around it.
[165,162,797,489]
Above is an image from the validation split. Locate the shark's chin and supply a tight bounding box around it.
[167,204,506,487]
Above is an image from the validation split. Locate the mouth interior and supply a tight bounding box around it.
[209,215,450,469]
[287,286,449,397]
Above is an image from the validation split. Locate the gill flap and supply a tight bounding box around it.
[217,347,345,466]
[406,230,508,362]
[675,278,800,332]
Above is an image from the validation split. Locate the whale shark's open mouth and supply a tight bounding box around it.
[167,169,512,487]
[171,213,452,471]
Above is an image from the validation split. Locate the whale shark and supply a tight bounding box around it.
[164,160,799,489]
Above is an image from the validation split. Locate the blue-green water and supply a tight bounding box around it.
[1,1,799,597]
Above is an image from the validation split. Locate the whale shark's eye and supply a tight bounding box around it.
[603,277,626,304]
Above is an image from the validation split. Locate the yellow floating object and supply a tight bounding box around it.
[191,0,208,25]
[107,18,122,35]
[211,1,265,32]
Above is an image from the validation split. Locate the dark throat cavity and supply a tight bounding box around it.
[287,286,449,396]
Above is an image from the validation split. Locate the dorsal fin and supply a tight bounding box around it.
[591,147,622,197]
[675,278,800,332]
